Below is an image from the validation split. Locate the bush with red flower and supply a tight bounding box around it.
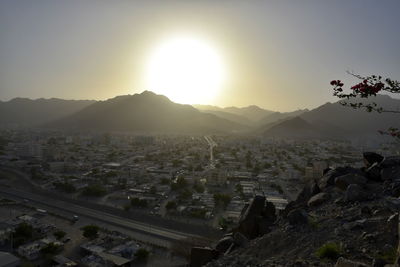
[330,72,400,139]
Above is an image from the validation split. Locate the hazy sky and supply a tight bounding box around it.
[1,0,399,111]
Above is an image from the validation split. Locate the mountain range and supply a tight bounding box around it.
[45,91,244,134]
[0,98,95,127]
[262,95,400,139]
[1,91,399,139]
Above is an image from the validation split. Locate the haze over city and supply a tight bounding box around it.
[1,0,400,111]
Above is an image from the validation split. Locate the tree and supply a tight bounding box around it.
[13,222,33,246]
[166,201,177,210]
[53,181,76,193]
[134,248,149,261]
[264,162,272,169]
[82,184,107,197]
[235,183,243,194]
[213,193,232,208]
[53,230,66,240]
[160,177,170,185]
[81,225,99,239]
[218,217,228,231]
[131,197,147,208]
[178,189,193,201]
[149,185,157,194]
[331,72,400,138]
[171,176,187,190]
[193,182,205,193]
[40,242,62,255]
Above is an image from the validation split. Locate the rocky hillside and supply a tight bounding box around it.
[191,153,400,267]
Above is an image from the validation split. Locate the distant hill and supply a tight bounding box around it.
[195,104,274,122]
[263,117,320,139]
[0,98,95,127]
[193,107,252,126]
[224,105,274,121]
[259,109,309,125]
[262,95,400,139]
[46,91,246,134]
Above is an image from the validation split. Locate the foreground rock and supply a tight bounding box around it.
[197,152,400,267]
[236,195,276,239]
[190,247,219,267]
[335,257,369,267]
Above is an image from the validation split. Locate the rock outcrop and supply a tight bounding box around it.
[190,152,400,267]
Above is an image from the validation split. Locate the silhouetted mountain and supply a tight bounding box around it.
[262,95,400,139]
[193,104,224,112]
[0,98,95,127]
[259,109,309,125]
[263,117,323,139]
[46,91,245,134]
[194,108,252,126]
[224,105,274,121]
[300,95,400,135]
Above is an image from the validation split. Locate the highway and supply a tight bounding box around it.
[0,186,204,243]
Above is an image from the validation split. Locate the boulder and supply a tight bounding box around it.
[363,152,384,167]
[237,195,266,239]
[371,258,387,267]
[233,232,248,247]
[307,192,330,207]
[381,166,400,181]
[239,195,265,223]
[215,236,234,253]
[287,209,308,225]
[391,182,400,197]
[190,247,219,267]
[257,216,273,235]
[365,162,382,181]
[380,156,400,168]
[263,200,276,222]
[386,213,399,235]
[345,184,368,202]
[335,173,367,191]
[310,180,321,196]
[319,166,363,190]
[335,257,368,267]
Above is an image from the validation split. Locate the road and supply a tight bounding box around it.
[204,135,217,168]
[0,165,221,248]
[0,186,205,243]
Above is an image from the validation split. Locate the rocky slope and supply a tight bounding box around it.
[191,152,400,267]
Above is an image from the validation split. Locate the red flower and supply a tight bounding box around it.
[330,80,337,86]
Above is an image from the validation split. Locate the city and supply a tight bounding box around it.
[0,129,397,266]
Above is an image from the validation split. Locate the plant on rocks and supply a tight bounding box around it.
[316,242,341,261]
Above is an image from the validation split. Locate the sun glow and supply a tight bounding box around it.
[144,36,226,104]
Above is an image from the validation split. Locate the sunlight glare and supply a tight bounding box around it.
[144,36,226,104]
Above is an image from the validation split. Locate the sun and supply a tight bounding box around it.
[144,36,226,104]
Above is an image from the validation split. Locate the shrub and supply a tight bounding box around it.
[166,201,177,210]
[82,184,107,197]
[213,193,232,208]
[53,230,66,240]
[134,248,149,261]
[81,225,99,239]
[316,242,341,261]
[40,242,62,255]
[131,197,147,208]
[377,248,397,263]
[53,182,76,193]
